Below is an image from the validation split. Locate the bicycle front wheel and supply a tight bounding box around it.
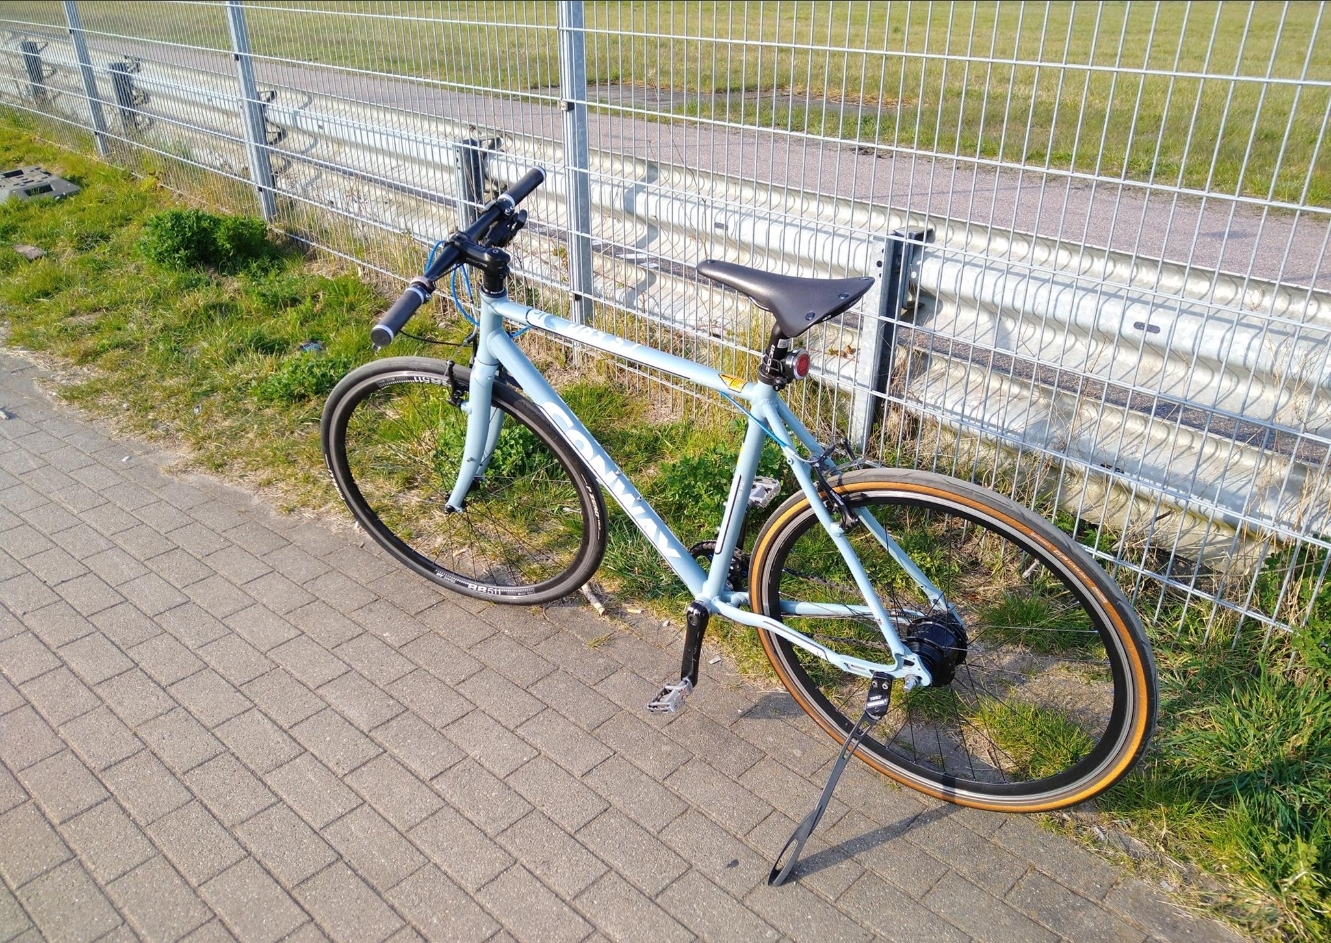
[749,468,1155,812]
[322,357,606,604]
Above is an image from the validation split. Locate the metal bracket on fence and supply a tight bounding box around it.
[258,89,286,148]
[849,226,934,453]
[63,1,109,156]
[225,0,277,221]
[19,39,54,105]
[108,58,150,134]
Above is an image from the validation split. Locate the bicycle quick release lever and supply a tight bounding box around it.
[370,168,546,349]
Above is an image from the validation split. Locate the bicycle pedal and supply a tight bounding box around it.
[748,476,781,509]
[646,678,693,713]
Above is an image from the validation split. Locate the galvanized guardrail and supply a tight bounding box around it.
[2,1,1327,633]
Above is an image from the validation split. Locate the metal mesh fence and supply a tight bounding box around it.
[2,1,1328,636]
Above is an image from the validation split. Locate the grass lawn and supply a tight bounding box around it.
[1,115,1328,941]
[2,1,1326,205]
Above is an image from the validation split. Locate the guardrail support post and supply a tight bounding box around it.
[558,1,594,326]
[107,62,141,133]
[63,2,109,156]
[19,40,48,105]
[454,136,486,228]
[850,228,933,453]
[224,0,276,220]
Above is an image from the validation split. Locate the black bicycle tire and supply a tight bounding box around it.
[321,357,607,604]
[749,467,1156,812]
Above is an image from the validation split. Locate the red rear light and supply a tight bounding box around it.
[792,350,811,379]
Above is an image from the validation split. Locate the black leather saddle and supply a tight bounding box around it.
[697,260,875,338]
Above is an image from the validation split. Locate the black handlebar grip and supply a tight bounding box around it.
[370,278,433,349]
[502,167,545,207]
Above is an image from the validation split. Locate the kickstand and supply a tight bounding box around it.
[768,674,893,886]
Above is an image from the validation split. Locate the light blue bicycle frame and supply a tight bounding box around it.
[452,287,942,687]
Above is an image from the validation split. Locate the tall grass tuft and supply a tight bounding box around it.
[140,208,279,274]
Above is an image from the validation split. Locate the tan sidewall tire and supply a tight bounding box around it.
[749,468,1156,812]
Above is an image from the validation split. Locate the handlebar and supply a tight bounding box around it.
[371,167,545,348]
[501,166,545,206]
[369,278,433,349]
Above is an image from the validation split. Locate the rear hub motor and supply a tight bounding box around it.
[903,613,968,685]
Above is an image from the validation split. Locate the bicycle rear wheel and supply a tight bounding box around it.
[749,468,1156,812]
[322,357,606,603]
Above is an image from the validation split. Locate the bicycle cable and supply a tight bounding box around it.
[717,390,786,449]
[397,328,475,347]
[449,264,480,328]
[716,390,860,473]
[444,250,529,339]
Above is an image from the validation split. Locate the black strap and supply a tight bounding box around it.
[768,675,893,886]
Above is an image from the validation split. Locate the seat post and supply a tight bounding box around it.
[757,326,793,389]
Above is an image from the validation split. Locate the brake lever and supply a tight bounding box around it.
[482,209,528,249]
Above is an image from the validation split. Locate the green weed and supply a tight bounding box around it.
[976,700,1096,781]
[139,208,279,274]
[488,421,562,480]
[980,587,1094,654]
[644,436,786,545]
[898,685,963,722]
[254,351,355,404]
[1100,612,1331,940]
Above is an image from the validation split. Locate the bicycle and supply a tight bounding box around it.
[321,168,1157,882]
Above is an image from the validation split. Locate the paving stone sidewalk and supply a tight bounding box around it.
[0,351,1245,943]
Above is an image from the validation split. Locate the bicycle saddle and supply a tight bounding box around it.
[697,260,875,338]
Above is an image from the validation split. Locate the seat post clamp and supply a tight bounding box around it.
[758,330,792,389]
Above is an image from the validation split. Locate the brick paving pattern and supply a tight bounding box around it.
[0,351,1247,943]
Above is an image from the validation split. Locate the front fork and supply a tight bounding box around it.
[445,323,506,511]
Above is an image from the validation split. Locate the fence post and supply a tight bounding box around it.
[224,0,276,220]
[849,228,932,453]
[62,2,109,156]
[557,1,594,326]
